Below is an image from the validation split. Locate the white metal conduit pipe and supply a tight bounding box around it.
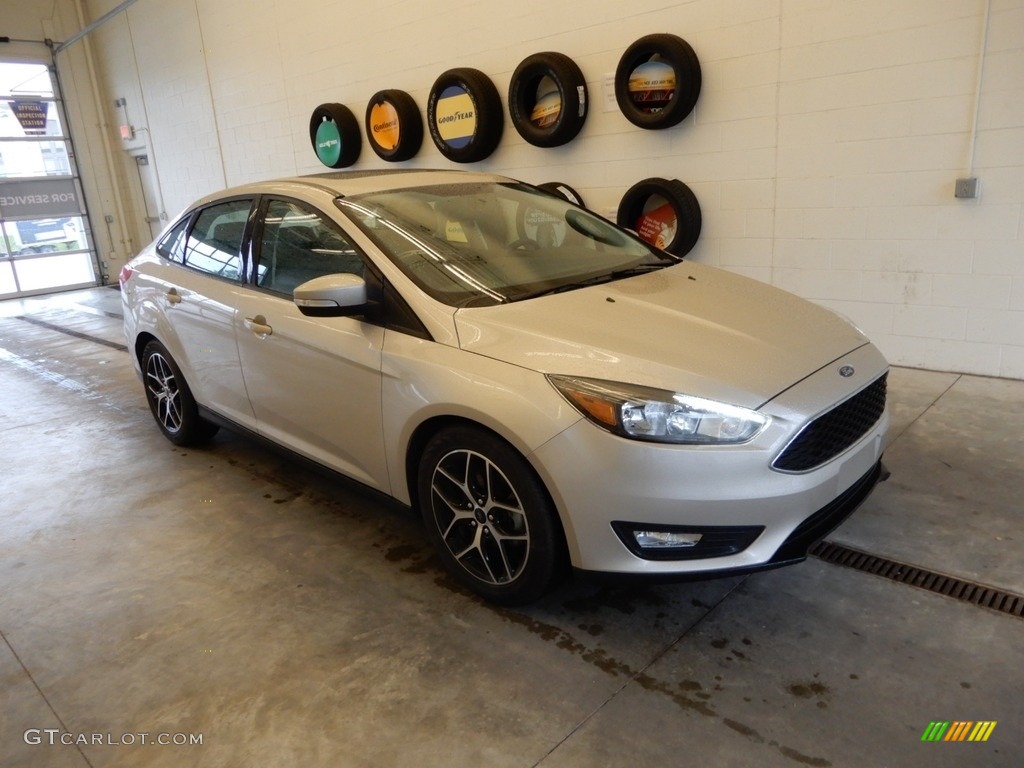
[48,0,147,269]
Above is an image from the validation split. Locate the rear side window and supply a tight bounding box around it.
[183,200,252,280]
[255,198,365,296]
[156,218,189,262]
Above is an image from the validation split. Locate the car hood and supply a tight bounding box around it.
[454,262,868,409]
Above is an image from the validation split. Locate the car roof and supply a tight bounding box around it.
[207,168,515,203]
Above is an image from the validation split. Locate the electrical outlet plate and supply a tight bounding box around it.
[955,177,979,199]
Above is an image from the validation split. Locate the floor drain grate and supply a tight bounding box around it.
[811,540,1024,620]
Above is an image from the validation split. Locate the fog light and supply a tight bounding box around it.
[634,530,703,549]
[612,521,765,561]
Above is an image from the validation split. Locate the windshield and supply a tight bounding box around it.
[338,182,678,307]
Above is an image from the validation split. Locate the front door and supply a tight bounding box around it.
[233,197,389,491]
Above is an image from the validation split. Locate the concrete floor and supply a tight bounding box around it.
[1,287,1021,768]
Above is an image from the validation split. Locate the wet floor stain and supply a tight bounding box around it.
[787,681,829,699]
[720,718,832,766]
[724,718,758,737]
[562,587,667,615]
[484,591,833,767]
[778,746,832,767]
[383,542,438,575]
[208,440,835,768]
[635,672,716,717]
[787,679,831,710]
[384,543,421,563]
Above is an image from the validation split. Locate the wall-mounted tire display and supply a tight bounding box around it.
[427,68,504,163]
[615,34,701,130]
[365,89,423,162]
[508,52,588,148]
[538,181,585,208]
[617,177,701,256]
[309,103,361,168]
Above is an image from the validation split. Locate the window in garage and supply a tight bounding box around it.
[0,60,98,298]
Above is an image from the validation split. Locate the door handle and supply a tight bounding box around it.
[245,314,273,337]
[166,288,182,305]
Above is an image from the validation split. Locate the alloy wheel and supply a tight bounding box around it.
[429,448,530,586]
[145,352,183,434]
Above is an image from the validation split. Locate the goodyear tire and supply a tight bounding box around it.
[365,89,423,162]
[538,181,585,208]
[427,68,504,163]
[508,52,588,148]
[309,103,361,168]
[615,34,701,130]
[617,177,701,256]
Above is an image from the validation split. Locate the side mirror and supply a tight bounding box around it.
[293,273,367,317]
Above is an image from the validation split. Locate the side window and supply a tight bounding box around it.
[156,217,189,263]
[183,200,251,280]
[256,199,364,296]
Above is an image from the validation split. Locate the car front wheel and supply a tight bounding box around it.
[418,426,564,605]
[141,340,219,446]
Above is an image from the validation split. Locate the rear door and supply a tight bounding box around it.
[155,198,256,427]
[232,197,389,490]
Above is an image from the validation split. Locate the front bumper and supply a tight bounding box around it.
[578,458,888,582]
[529,344,890,575]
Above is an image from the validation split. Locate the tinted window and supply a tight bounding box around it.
[183,200,251,279]
[256,199,364,296]
[156,218,189,262]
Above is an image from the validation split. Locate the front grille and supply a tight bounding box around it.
[773,373,887,472]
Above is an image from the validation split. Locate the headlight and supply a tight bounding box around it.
[547,375,768,445]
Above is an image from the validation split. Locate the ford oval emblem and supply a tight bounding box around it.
[839,365,855,378]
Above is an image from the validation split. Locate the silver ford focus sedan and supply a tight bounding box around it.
[121,169,889,604]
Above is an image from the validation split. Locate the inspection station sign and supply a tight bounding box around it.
[7,100,49,135]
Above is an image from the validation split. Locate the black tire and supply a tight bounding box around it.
[615,33,701,130]
[309,103,361,168]
[418,426,565,605]
[508,52,588,148]
[427,68,504,163]
[617,177,702,256]
[538,181,586,208]
[365,89,423,162]
[141,340,219,446]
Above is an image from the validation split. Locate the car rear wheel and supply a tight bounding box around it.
[141,340,219,446]
[418,426,564,605]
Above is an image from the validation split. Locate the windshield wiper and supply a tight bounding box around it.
[513,263,669,302]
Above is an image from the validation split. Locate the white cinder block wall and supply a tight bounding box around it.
[75,0,1024,377]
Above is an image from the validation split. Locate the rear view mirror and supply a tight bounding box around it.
[294,273,367,317]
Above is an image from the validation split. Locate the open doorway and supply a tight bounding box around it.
[0,60,99,298]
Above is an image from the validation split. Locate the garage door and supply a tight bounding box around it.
[0,60,98,299]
